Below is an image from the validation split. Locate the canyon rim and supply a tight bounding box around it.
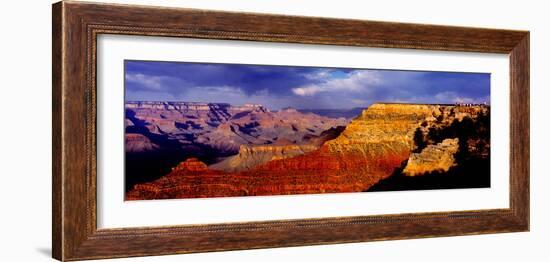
[124,60,491,200]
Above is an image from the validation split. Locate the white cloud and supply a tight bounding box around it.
[292,85,322,96]
[179,86,312,110]
[292,70,381,96]
[434,91,476,103]
[400,91,486,105]
[351,99,368,105]
[302,69,332,80]
[202,86,244,94]
[125,73,170,90]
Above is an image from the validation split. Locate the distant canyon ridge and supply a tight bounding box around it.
[124,101,490,200]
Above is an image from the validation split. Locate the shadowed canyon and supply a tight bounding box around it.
[125,101,490,200]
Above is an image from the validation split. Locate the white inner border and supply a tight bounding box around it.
[97,34,509,229]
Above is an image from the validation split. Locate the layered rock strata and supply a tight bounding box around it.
[402,138,459,176]
[209,144,318,172]
[125,101,348,154]
[126,103,490,200]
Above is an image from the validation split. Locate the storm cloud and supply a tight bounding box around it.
[125,60,490,110]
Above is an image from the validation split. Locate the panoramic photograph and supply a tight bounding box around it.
[124,60,491,201]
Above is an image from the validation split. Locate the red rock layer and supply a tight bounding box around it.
[126,103,488,200]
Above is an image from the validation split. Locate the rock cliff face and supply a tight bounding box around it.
[234,104,445,193]
[367,104,490,192]
[126,103,490,200]
[209,144,319,172]
[325,103,438,160]
[402,138,459,176]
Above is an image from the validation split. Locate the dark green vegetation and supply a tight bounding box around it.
[368,110,490,192]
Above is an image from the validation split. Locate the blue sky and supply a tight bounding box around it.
[125,60,490,110]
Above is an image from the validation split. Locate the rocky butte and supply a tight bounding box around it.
[126,102,490,200]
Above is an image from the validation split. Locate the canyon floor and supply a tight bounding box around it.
[124,101,490,200]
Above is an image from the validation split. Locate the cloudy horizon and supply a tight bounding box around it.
[125,60,490,110]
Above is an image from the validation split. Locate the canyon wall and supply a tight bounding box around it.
[124,101,349,190]
[125,101,348,154]
[209,144,319,172]
[126,103,490,200]
[367,104,490,192]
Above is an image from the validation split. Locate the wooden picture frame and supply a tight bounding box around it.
[52,1,529,261]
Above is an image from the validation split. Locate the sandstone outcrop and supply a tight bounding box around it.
[172,157,208,172]
[402,138,459,176]
[209,144,318,172]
